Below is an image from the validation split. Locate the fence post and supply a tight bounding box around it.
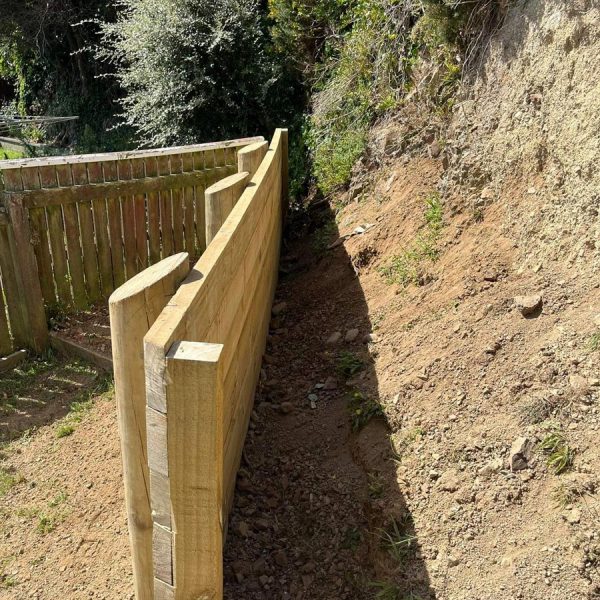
[237,141,268,180]
[280,128,289,221]
[109,252,190,600]
[5,195,48,353]
[147,341,224,600]
[205,172,249,246]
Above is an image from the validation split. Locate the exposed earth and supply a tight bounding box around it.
[1,1,599,598]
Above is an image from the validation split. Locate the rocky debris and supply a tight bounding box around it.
[478,458,503,477]
[509,437,534,471]
[237,521,250,537]
[344,328,359,342]
[271,302,287,316]
[514,294,543,316]
[325,331,342,345]
[362,333,378,344]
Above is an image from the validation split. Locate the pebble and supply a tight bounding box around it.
[326,332,342,345]
[272,302,287,316]
[280,402,294,414]
[345,329,359,342]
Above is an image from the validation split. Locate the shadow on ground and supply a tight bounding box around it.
[223,204,435,599]
[0,353,104,443]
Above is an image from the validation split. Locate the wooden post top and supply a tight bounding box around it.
[205,172,249,196]
[109,252,189,304]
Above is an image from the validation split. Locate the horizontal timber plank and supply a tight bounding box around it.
[49,331,113,371]
[0,349,28,374]
[10,172,220,209]
[0,137,264,170]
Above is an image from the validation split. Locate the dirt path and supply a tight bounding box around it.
[223,212,433,599]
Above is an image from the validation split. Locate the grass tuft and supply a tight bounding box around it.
[539,430,573,475]
[338,351,364,378]
[378,517,416,564]
[348,391,384,431]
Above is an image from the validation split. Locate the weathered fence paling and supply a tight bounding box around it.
[0,137,262,357]
[140,128,287,599]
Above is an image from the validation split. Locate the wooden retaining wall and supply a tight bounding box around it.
[0,137,262,356]
[120,128,286,599]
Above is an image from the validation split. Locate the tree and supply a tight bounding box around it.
[99,0,298,147]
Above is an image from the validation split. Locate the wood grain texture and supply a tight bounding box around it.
[204,172,249,247]
[237,141,268,179]
[109,252,190,600]
[143,130,287,599]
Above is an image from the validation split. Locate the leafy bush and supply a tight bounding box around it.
[99,0,299,148]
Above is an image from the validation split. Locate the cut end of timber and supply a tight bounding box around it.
[167,341,224,364]
[205,172,249,196]
[237,140,268,158]
[109,253,189,303]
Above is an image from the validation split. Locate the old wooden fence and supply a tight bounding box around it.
[109,129,287,599]
[0,137,262,359]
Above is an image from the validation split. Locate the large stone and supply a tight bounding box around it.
[509,437,534,471]
[514,294,543,316]
[326,331,342,345]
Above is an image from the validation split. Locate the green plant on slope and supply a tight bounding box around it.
[588,333,600,352]
[379,193,444,287]
[378,517,417,564]
[348,391,383,432]
[338,351,364,378]
[539,430,573,475]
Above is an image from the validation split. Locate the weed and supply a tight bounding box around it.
[539,430,573,475]
[0,468,23,497]
[552,479,594,509]
[56,424,75,439]
[367,580,402,600]
[338,352,364,378]
[36,514,57,535]
[424,192,443,232]
[588,333,600,352]
[368,472,385,499]
[341,526,362,552]
[519,395,560,425]
[378,518,416,564]
[379,193,443,288]
[348,391,383,431]
[49,491,68,508]
[311,218,338,256]
[0,574,17,588]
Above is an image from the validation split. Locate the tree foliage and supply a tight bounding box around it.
[99,0,300,148]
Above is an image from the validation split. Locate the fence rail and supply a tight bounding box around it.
[110,129,287,599]
[0,137,263,357]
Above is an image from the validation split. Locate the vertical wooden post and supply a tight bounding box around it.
[237,141,268,180]
[5,195,48,352]
[280,128,289,221]
[109,253,190,600]
[204,172,249,247]
[147,341,224,600]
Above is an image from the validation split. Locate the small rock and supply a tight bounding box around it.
[271,302,287,316]
[509,437,534,471]
[308,393,318,402]
[429,140,441,158]
[280,402,294,414]
[237,521,250,537]
[447,556,460,567]
[362,333,379,344]
[478,458,503,477]
[564,508,581,525]
[514,294,543,316]
[345,328,360,342]
[326,331,342,345]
